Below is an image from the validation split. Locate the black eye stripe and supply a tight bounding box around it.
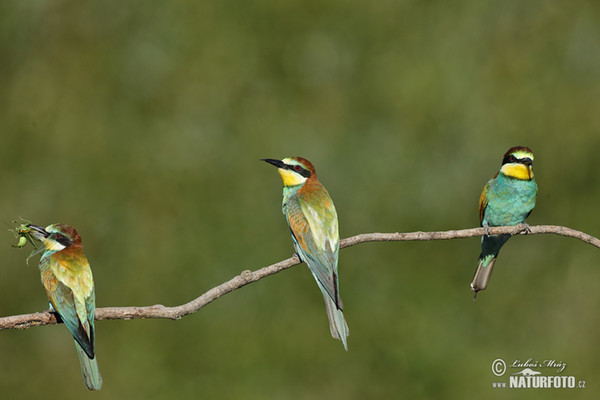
[502,154,531,165]
[286,164,311,178]
[53,233,73,247]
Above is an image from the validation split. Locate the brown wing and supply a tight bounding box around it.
[285,198,311,254]
[478,178,493,225]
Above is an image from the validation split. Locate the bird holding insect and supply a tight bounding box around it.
[14,223,102,390]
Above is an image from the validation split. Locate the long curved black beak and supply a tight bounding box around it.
[27,224,49,240]
[261,159,286,169]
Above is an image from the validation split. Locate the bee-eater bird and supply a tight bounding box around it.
[262,157,349,350]
[471,146,538,299]
[28,223,102,390]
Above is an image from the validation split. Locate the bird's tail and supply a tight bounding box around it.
[75,341,102,390]
[470,255,497,300]
[321,291,349,351]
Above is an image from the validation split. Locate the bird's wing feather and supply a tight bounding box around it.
[479,180,491,225]
[42,256,95,358]
[285,194,341,307]
[86,287,96,342]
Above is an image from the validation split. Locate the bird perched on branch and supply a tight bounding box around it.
[28,223,102,390]
[471,147,538,298]
[263,157,349,350]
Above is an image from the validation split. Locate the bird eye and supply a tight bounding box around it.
[56,233,63,239]
[293,165,301,172]
[509,155,517,163]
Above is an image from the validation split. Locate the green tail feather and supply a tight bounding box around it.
[322,291,349,351]
[75,341,102,390]
[471,233,511,298]
[470,255,497,299]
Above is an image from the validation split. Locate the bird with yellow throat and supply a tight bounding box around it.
[28,223,102,390]
[471,147,538,298]
[263,157,349,350]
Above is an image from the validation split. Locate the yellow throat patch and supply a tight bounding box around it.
[278,168,307,187]
[42,237,66,251]
[500,163,533,180]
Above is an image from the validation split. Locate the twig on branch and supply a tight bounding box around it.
[1,224,598,331]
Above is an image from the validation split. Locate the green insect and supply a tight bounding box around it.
[13,235,28,248]
[10,219,39,249]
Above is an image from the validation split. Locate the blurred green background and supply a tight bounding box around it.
[1,1,599,399]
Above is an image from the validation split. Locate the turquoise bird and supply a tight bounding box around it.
[29,223,102,390]
[471,146,538,298]
[263,157,349,350]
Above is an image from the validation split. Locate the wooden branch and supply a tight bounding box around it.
[1,224,598,331]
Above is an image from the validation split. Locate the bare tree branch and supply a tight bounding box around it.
[1,224,598,331]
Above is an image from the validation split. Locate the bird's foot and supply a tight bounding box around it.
[519,223,532,234]
[47,307,63,324]
[483,222,491,236]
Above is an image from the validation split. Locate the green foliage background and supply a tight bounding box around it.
[1,1,599,399]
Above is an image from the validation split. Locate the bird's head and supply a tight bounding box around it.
[28,223,81,251]
[499,146,534,180]
[262,157,316,187]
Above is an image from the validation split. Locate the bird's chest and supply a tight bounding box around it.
[484,178,537,226]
